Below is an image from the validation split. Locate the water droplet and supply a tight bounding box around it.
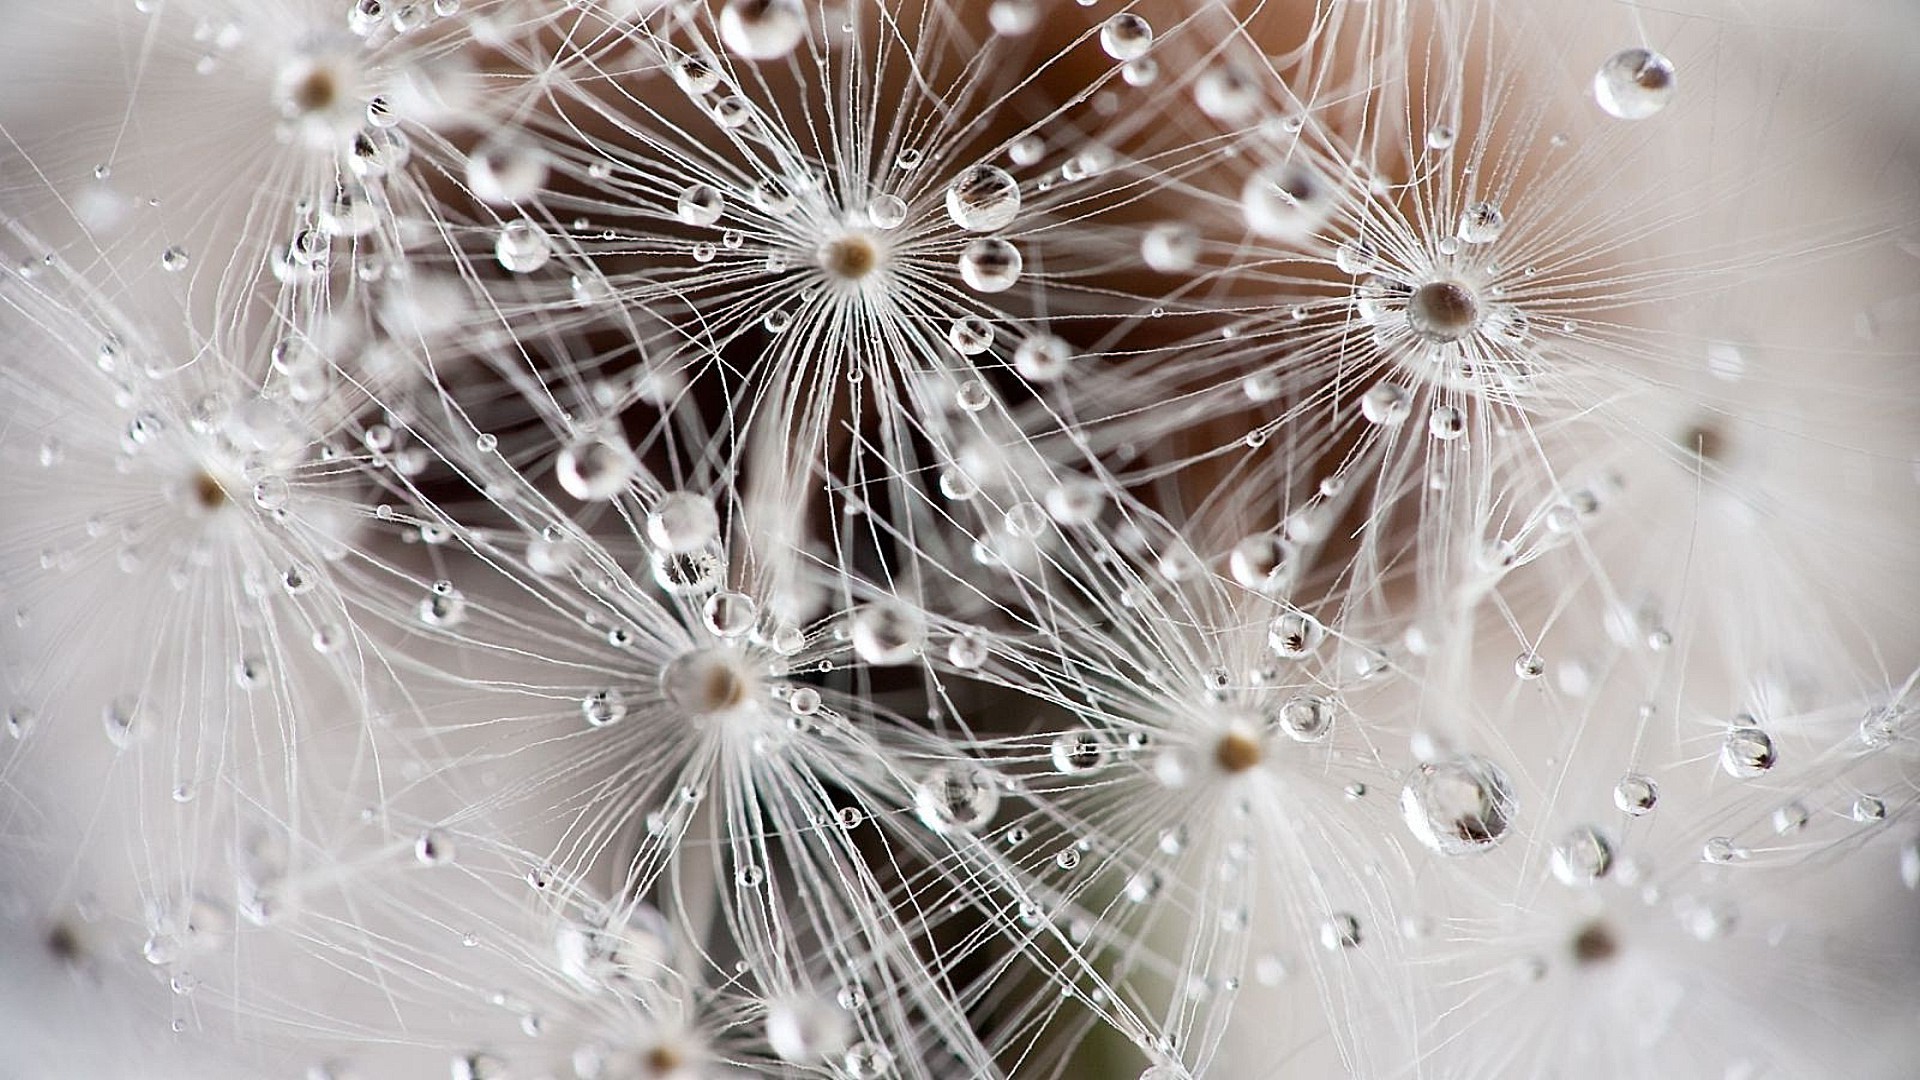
[1267,610,1325,658]
[765,994,851,1062]
[843,1042,894,1078]
[1100,14,1153,61]
[466,137,547,204]
[1549,826,1614,885]
[1613,773,1658,815]
[1594,48,1677,120]
[914,764,1001,834]
[948,315,994,355]
[582,689,627,728]
[719,0,807,61]
[1457,201,1505,244]
[1276,694,1334,742]
[1051,729,1108,774]
[1719,724,1777,779]
[958,237,1022,292]
[1852,795,1887,823]
[1194,64,1258,123]
[555,435,637,501]
[850,602,924,664]
[160,245,190,272]
[946,165,1021,232]
[1242,162,1329,241]
[1407,280,1481,343]
[418,584,467,627]
[703,591,757,637]
[494,221,551,273]
[415,830,454,866]
[1360,383,1411,426]
[1013,334,1072,382]
[1401,754,1517,855]
[1319,913,1362,950]
[947,631,988,669]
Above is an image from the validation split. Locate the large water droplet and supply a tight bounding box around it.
[1401,753,1517,855]
[914,765,1001,834]
[719,0,807,61]
[1594,48,1676,120]
[946,165,1021,232]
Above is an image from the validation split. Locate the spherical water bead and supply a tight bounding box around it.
[948,316,994,356]
[636,492,720,555]
[418,584,468,627]
[702,591,758,637]
[494,221,551,273]
[676,183,725,226]
[751,178,797,215]
[947,631,989,670]
[760,995,852,1064]
[1613,773,1658,816]
[1514,653,1545,680]
[1549,826,1614,886]
[958,238,1022,293]
[1276,694,1334,743]
[466,138,547,204]
[1429,405,1466,441]
[914,764,1001,834]
[1406,280,1482,343]
[1457,201,1505,245]
[1851,795,1887,824]
[1013,334,1071,382]
[954,380,992,412]
[843,1043,894,1079]
[414,830,454,866]
[1360,383,1411,426]
[1773,801,1810,834]
[1400,754,1517,855]
[788,686,821,716]
[1229,534,1296,593]
[719,0,807,61]
[867,194,908,230]
[1044,476,1104,525]
[1594,48,1676,120]
[5,706,34,740]
[1100,14,1152,61]
[1268,611,1325,658]
[988,0,1036,36]
[252,476,291,511]
[1719,724,1777,779]
[946,165,1021,232]
[1319,913,1362,950]
[667,52,720,94]
[654,549,723,596]
[1123,868,1163,904]
[850,602,924,665]
[103,697,142,749]
[556,435,638,501]
[582,689,627,728]
[160,245,191,272]
[1242,162,1329,241]
[1194,64,1258,124]
[1051,729,1108,774]
[1141,222,1199,273]
[1426,124,1456,150]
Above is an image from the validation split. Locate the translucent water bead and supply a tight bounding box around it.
[958,238,1022,292]
[1594,48,1676,120]
[719,0,806,61]
[1100,14,1152,61]
[914,764,1001,834]
[1400,753,1516,855]
[946,165,1021,232]
[494,222,551,273]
